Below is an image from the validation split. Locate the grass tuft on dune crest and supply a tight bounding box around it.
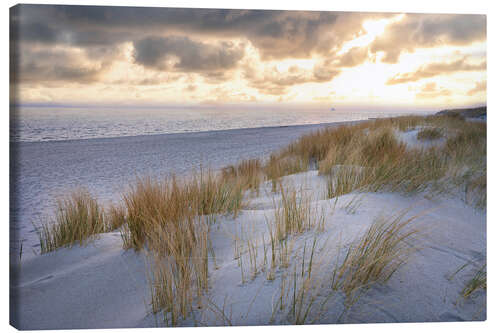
[38,189,107,254]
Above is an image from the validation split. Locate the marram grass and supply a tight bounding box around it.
[38,189,107,254]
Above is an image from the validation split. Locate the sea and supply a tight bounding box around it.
[10,105,432,260]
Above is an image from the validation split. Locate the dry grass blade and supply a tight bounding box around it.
[331,209,421,304]
[461,264,486,299]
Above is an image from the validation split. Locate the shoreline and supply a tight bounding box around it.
[10,119,368,261]
[12,118,371,145]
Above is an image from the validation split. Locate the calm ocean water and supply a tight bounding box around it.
[10,106,426,142]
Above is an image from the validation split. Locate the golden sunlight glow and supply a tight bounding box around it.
[275,59,316,73]
[13,10,485,109]
[338,15,404,55]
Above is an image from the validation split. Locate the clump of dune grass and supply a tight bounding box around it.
[445,123,486,163]
[147,217,211,326]
[106,203,127,231]
[466,173,486,208]
[222,158,263,193]
[331,210,420,304]
[120,171,244,325]
[121,171,245,251]
[461,264,486,299]
[325,166,367,198]
[392,115,424,132]
[38,189,107,253]
[263,187,325,277]
[273,183,318,241]
[362,127,407,165]
[264,154,309,192]
[189,170,246,218]
[309,115,484,203]
[417,127,443,140]
[293,114,484,197]
[286,124,369,164]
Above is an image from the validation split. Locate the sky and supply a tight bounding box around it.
[9,4,486,109]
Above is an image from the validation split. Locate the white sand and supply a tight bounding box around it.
[11,167,486,329]
[395,127,446,150]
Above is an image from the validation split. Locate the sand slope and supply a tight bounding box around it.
[11,170,486,329]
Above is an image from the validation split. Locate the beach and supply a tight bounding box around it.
[10,114,486,329]
[10,121,360,261]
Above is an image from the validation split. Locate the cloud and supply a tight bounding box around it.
[8,5,392,90]
[244,62,340,96]
[371,14,486,63]
[10,4,487,106]
[111,75,182,86]
[133,36,245,79]
[415,82,452,99]
[467,81,486,96]
[335,46,371,67]
[11,5,383,60]
[204,87,257,103]
[317,46,372,70]
[10,47,111,83]
[386,57,486,85]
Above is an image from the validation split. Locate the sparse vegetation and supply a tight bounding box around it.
[461,264,486,299]
[273,183,315,240]
[264,154,309,192]
[270,237,328,325]
[38,189,107,253]
[106,203,127,231]
[331,210,420,304]
[417,127,443,140]
[267,233,355,325]
[306,115,484,204]
[222,158,263,193]
[147,217,211,326]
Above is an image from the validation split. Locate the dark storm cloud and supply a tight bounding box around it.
[386,57,486,85]
[133,36,245,73]
[371,14,486,63]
